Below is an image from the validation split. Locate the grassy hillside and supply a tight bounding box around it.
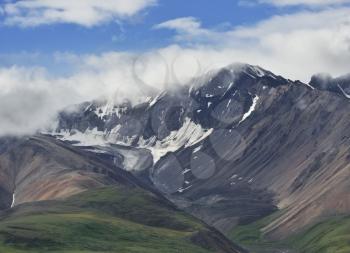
[287,216,350,253]
[0,186,239,253]
[229,213,350,253]
[229,212,289,253]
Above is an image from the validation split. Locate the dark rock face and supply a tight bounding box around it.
[46,63,350,240]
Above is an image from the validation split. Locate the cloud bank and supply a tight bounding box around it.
[1,0,157,27]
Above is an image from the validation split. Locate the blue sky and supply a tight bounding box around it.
[0,1,299,55]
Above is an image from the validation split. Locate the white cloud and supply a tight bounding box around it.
[155,8,350,80]
[153,17,224,44]
[0,66,67,136]
[1,0,157,27]
[154,17,201,32]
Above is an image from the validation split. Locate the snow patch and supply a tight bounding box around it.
[85,149,108,154]
[338,84,350,99]
[92,100,131,121]
[228,82,234,90]
[239,95,259,123]
[11,193,15,208]
[230,174,238,179]
[57,128,108,147]
[222,82,235,97]
[149,93,164,107]
[182,168,191,174]
[55,125,138,148]
[138,118,213,163]
[193,145,202,153]
[178,185,192,193]
[303,83,315,90]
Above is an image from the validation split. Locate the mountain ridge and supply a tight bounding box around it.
[47,63,350,244]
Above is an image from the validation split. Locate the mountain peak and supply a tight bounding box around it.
[224,63,280,80]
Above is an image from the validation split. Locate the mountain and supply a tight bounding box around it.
[49,63,350,252]
[310,72,350,98]
[0,135,244,253]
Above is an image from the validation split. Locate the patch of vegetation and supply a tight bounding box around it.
[0,186,220,253]
[229,211,350,253]
[229,211,288,253]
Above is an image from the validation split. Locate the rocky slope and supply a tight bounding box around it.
[0,135,140,209]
